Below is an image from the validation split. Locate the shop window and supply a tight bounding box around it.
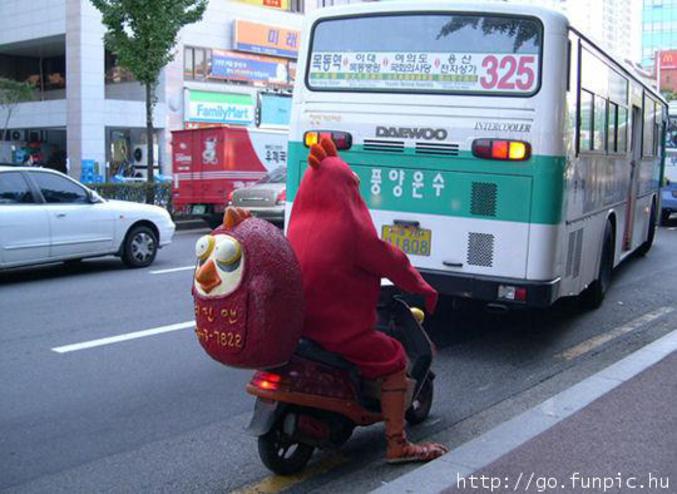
[579,90,593,152]
[184,48,194,79]
[289,0,304,12]
[105,50,134,84]
[184,47,211,80]
[593,95,607,152]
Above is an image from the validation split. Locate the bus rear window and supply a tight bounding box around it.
[307,13,542,96]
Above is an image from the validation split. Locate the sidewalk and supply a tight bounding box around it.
[372,331,677,494]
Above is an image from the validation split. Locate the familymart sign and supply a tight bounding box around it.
[185,90,254,125]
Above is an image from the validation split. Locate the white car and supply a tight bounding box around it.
[0,166,175,270]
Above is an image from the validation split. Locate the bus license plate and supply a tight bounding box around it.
[381,225,432,257]
[192,205,206,215]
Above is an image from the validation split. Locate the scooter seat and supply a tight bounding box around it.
[295,338,357,372]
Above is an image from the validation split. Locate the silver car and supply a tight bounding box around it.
[229,166,286,225]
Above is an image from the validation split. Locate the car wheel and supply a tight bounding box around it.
[122,225,157,268]
[660,209,671,226]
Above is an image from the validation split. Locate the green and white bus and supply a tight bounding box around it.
[286,2,668,308]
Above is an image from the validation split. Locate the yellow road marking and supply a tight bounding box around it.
[556,306,674,361]
[231,454,348,494]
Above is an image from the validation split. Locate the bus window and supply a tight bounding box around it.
[617,106,628,153]
[608,103,617,153]
[580,90,593,151]
[307,14,542,96]
[593,96,607,152]
[643,95,654,157]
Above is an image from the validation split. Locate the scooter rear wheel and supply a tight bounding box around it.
[258,421,315,475]
[405,375,434,425]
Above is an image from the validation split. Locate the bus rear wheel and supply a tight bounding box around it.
[582,221,614,310]
[637,202,657,256]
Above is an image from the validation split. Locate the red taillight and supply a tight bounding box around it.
[252,371,283,391]
[227,189,235,204]
[304,130,353,150]
[472,139,531,161]
[276,189,286,205]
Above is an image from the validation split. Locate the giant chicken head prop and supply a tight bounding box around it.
[192,207,304,369]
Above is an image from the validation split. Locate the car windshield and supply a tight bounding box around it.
[666,150,677,183]
[256,167,287,185]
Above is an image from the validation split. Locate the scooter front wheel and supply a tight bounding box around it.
[258,421,315,475]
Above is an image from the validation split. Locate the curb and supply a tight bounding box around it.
[370,330,677,494]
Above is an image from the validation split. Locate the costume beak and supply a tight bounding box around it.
[196,259,222,293]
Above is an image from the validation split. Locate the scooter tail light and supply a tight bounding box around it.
[251,371,285,391]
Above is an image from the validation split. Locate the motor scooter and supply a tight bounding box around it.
[245,297,436,475]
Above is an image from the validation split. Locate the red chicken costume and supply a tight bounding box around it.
[287,138,448,463]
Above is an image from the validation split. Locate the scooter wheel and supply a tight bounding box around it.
[406,375,434,425]
[258,422,315,475]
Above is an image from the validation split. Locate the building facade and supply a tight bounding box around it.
[642,0,677,93]
[0,0,303,179]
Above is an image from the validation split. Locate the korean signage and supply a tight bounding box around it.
[233,0,289,9]
[234,19,300,59]
[659,50,677,70]
[308,51,539,94]
[210,50,289,84]
[185,90,254,126]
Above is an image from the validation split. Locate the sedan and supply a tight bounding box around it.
[229,166,286,225]
[0,166,175,270]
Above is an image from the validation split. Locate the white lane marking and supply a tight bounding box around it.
[52,321,195,354]
[150,266,195,275]
[556,306,674,360]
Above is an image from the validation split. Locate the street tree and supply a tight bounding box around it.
[0,77,34,142]
[91,0,208,203]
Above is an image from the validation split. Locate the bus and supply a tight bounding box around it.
[286,2,668,309]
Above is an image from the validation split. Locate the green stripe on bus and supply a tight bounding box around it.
[287,142,565,225]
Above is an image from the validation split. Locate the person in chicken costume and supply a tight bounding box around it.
[287,137,448,463]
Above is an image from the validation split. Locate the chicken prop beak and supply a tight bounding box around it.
[196,259,222,293]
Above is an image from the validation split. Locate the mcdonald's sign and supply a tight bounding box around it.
[660,50,677,70]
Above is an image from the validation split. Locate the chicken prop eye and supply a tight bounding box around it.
[215,237,242,272]
[195,235,215,262]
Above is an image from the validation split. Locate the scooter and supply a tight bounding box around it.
[245,297,436,475]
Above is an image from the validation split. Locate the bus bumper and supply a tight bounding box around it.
[419,269,561,308]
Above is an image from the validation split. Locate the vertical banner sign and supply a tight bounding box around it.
[234,19,300,59]
[233,0,289,9]
[185,90,255,126]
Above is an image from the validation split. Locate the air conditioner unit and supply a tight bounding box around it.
[9,130,26,142]
[131,144,159,166]
[131,144,160,178]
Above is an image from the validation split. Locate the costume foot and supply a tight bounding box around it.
[386,438,449,464]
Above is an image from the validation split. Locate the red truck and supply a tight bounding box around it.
[172,126,288,228]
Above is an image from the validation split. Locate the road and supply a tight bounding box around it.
[1,221,676,493]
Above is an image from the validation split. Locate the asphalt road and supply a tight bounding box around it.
[1,221,676,493]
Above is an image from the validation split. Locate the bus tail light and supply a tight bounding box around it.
[304,131,353,150]
[498,285,527,302]
[472,139,531,161]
